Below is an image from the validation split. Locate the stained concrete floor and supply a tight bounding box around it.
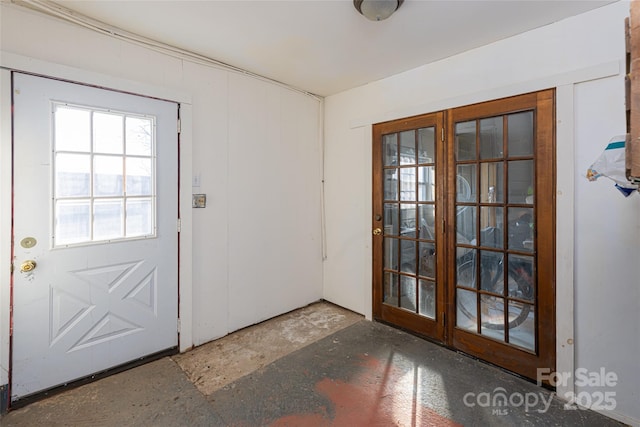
[0,301,625,426]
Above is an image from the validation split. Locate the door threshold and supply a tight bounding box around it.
[9,347,178,410]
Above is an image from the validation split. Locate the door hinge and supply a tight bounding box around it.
[177,218,182,233]
[441,217,446,234]
[441,128,444,142]
[10,263,14,274]
[177,318,181,333]
[177,118,181,134]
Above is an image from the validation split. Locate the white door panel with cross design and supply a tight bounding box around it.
[11,73,178,400]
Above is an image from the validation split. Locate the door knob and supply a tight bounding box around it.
[20,260,37,273]
[373,228,382,236]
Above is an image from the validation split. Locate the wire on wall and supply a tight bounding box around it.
[12,0,323,102]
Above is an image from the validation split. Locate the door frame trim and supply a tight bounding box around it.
[0,55,195,401]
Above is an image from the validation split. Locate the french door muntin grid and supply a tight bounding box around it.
[382,127,437,319]
[51,102,157,247]
[454,110,537,351]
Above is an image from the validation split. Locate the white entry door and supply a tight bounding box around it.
[11,73,179,400]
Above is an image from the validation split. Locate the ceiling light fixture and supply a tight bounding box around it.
[354,0,404,21]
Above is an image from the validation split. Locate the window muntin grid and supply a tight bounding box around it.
[52,103,156,247]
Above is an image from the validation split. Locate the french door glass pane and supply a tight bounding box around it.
[418,279,435,319]
[456,121,476,161]
[480,117,503,159]
[508,254,535,302]
[399,131,415,165]
[507,160,534,204]
[456,205,476,244]
[418,127,435,163]
[400,275,417,311]
[399,239,416,274]
[399,168,416,201]
[508,111,534,157]
[384,169,398,200]
[400,204,416,235]
[457,288,477,331]
[480,294,505,341]
[508,208,533,252]
[418,166,435,201]
[418,242,436,278]
[384,272,399,307]
[456,165,476,202]
[480,250,503,293]
[417,204,435,240]
[480,162,504,203]
[509,303,535,351]
[384,238,398,271]
[480,207,504,248]
[383,134,398,166]
[384,203,399,236]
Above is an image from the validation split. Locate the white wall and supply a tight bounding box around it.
[574,75,640,422]
[0,2,323,388]
[323,1,639,424]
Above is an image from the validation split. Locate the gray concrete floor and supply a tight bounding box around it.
[0,301,626,426]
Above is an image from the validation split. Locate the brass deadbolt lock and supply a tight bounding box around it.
[372,228,382,236]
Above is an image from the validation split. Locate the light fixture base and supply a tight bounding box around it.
[354,0,404,22]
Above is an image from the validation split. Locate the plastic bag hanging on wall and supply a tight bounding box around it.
[586,135,639,197]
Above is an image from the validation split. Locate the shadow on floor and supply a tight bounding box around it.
[1,303,625,426]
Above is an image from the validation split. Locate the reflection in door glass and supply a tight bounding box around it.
[454,110,536,352]
[384,272,399,307]
[384,169,398,201]
[508,111,534,157]
[400,275,417,311]
[381,123,438,323]
[480,117,503,159]
[418,166,435,202]
[418,127,435,163]
[383,134,398,166]
[399,131,415,165]
[418,279,435,319]
[455,121,476,161]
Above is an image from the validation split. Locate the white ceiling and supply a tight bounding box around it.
[51,0,615,97]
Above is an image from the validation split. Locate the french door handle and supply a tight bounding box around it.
[373,228,382,236]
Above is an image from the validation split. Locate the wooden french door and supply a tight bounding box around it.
[372,112,446,340]
[373,90,555,381]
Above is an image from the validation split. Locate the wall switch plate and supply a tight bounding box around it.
[192,194,206,208]
[192,173,201,187]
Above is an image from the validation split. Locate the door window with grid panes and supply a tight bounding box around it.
[53,104,156,247]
